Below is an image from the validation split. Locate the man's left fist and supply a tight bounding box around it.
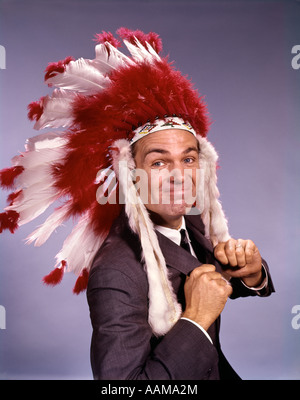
[214,238,263,288]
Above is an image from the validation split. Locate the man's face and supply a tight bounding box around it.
[133,129,200,228]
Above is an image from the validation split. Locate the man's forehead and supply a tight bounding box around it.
[134,129,198,153]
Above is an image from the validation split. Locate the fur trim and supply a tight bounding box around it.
[196,135,230,246]
[113,139,182,336]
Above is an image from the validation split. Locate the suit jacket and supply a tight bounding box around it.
[87,209,275,380]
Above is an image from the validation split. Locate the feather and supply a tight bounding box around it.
[94,31,121,48]
[0,166,24,189]
[46,58,110,94]
[0,210,19,233]
[145,41,161,61]
[123,39,155,64]
[33,89,75,130]
[14,164,54,190]
[72,268,89,294]
[43,261,66,286]
[95,42,133,69]
[117,27,163,54]
[14,143,66,172]
[26,203,71,246]
[44,56,74,81]
[7,185,58,226]
[28,98,44,122]
[24,131,67,152]
[55,213,104,275]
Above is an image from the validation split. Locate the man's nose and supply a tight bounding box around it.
[169,166,185,185]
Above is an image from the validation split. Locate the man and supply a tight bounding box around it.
[0,27,274,380]
[87,127,274,380]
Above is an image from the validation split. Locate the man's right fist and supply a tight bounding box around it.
[182,265,233,331]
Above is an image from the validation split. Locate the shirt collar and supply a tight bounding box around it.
[154,218,186,246]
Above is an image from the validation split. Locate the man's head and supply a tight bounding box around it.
[133,129,200,229]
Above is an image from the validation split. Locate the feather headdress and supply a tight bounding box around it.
[0,28,230,335]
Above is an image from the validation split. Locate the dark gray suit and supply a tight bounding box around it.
[87,209,274,380]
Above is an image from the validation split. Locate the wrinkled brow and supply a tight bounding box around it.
[144,146,199,158]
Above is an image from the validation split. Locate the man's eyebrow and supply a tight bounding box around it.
[144,148,170,157]
[144,146,199,158]
[183,146,199,154]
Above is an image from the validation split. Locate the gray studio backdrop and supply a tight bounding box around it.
[0,0,299,379]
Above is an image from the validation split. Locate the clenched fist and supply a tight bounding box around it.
[214,238,263,288]
[182,264,233,331]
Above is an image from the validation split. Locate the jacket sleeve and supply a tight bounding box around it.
[229,258,275,299]
[87,265,219,380]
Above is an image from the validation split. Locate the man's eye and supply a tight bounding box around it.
[184,157,194,163]
[152,161,164,167]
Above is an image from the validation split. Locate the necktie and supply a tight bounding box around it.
[180,229,191,253]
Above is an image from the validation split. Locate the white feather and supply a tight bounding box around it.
[145,41,161,61]
[34,89,75,130]
[14,164,55,189]
[123,39,154,63]
[13,145,66,171]
[6,183,58,225]
[5,131,70,228]
[46,57,110,94]
[55,214,104,275]
[26,203,71,246]
[24,131,67,152]
[123,38,160,64]
[95,42,134,70]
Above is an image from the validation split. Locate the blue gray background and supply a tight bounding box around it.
[0,0,299,379]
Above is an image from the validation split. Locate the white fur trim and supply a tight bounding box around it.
[196,135,230,246]
[112,139,182,336]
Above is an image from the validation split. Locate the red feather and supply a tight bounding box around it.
[44,56,74,82]
[7,190,22,206]
[27,97,45,121]
[73,268,89,294]
[0,166,24,188]
[42,260,66,286]
[94,31,121,48]
[0,210,19,233]
[117,27,163,54]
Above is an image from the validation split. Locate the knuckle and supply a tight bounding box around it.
[227,238,236,248]
[214,248,224,258]
[190,267,203,278]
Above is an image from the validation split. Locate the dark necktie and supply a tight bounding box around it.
[180,229,191,253]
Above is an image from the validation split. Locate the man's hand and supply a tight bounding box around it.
[214,238,263,287]
[182,265,233,331]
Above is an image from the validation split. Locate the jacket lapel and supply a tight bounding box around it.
[156,230,200,275]
[155,214,223,275]
[185,214,214,253]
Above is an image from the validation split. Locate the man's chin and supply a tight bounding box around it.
[159,202,193,219]
[169,203,191,215]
